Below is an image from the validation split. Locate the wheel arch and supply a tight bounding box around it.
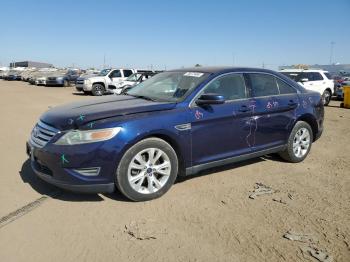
[325,87,332,95]
[93,82,105,88]
[119,131,186,177]
[296,113,318,141]
[142,133,186,176]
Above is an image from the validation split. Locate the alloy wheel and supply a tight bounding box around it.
[127,148,171,194]
[293,128,311,158]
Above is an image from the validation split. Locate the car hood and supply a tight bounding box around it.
[86,76,106,82]
[40,95,176,130]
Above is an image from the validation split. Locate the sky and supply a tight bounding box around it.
[1,0,349,70]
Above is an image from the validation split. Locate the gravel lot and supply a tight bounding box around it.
[0,80,349,262]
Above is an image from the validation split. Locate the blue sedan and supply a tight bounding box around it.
[27,67,324,201]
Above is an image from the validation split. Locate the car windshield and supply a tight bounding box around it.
[126,73,142,82]
[98,69,111,76]
[127,71,209,102]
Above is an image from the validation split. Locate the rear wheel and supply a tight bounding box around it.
[279,121,313,163]
[322,89,331,106]
[92,83,105,96]
[115,138,178,201]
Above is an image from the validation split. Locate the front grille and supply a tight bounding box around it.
[76,80,84,85]
[30,120,60,148]
[48,77,56,80]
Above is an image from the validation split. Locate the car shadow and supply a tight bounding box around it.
[20,159,105,202]
[20,154,284,202]
[72,92,88,96]
[176,154,283,183]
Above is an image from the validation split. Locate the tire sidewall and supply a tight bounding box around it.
[92,84,105,96]
[286,121,313,162]
[323,90,331,106]
[116,138,178,201]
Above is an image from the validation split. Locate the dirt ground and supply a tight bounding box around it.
[0,80,349,262]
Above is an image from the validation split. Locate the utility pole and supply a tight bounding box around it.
[232,53,235,66]
[329,41,335,64]
[103,54,106,68]
[262,62,265,68]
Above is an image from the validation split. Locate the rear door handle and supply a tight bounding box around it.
[238,105,251,112]
[288,100,298,107]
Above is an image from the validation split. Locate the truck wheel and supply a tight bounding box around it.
[322,90,331,106]
[92,83,105,96]
[279,121,313,163]
[115,138,178,201]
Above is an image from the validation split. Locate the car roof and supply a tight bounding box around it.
[169,66,277,74]
[280,69,329,73]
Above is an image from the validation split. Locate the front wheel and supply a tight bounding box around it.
[92,83,105,96]
[279,121,313,163]
[115,138,178,201]
[322,90,331,106]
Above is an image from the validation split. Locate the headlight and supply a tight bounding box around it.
[84,79,91,85]
[55,127,121,145]
[57,77,64,80]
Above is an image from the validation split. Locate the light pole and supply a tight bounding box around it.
[329,41,335,64]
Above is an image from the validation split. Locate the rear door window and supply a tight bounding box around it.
[123,70,133,77]
[312,72,324,81]
[247,73,279,97]
[276,78,297,94]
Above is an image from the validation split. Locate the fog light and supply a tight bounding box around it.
[72,167,101,176]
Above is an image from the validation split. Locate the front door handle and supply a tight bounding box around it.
[288,100,298,107]
[238,105,251,113]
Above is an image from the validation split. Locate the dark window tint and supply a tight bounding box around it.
[123,70,133,77]
[203,74,247,100]
[311,72,323,81]
[276,78,297,94]
[110,70,121,78]
[324,73,332,79]
[248,73,279,97]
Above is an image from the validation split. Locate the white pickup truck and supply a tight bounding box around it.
[76,68,136,96]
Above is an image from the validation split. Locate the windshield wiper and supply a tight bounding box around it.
[126,94,157,102]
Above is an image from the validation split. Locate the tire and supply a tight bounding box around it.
[115,137,178,201]
[63,80,70,87]
[322,90,331,106]
[279,121,313,163]
[92,83,105,96]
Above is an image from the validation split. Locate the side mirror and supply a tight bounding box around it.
[196,93,225,106]
[300,78,309,82]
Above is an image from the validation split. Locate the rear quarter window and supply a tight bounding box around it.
[276,78,297,94]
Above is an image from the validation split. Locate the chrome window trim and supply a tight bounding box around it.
[189,71,300,108]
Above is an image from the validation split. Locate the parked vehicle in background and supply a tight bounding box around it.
[27,67,324,201]
[28,68,58,85]
[21,69,37,81]
[0,67,9,79]
[75,68,136,96]
[46,69,81,87]
[108,71,158,94]
[3,69,25,80]
[280,69,334,105]
[336,79,350,100]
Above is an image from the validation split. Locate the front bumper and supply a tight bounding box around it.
[46,79,65,86]
[26,140,117,193]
